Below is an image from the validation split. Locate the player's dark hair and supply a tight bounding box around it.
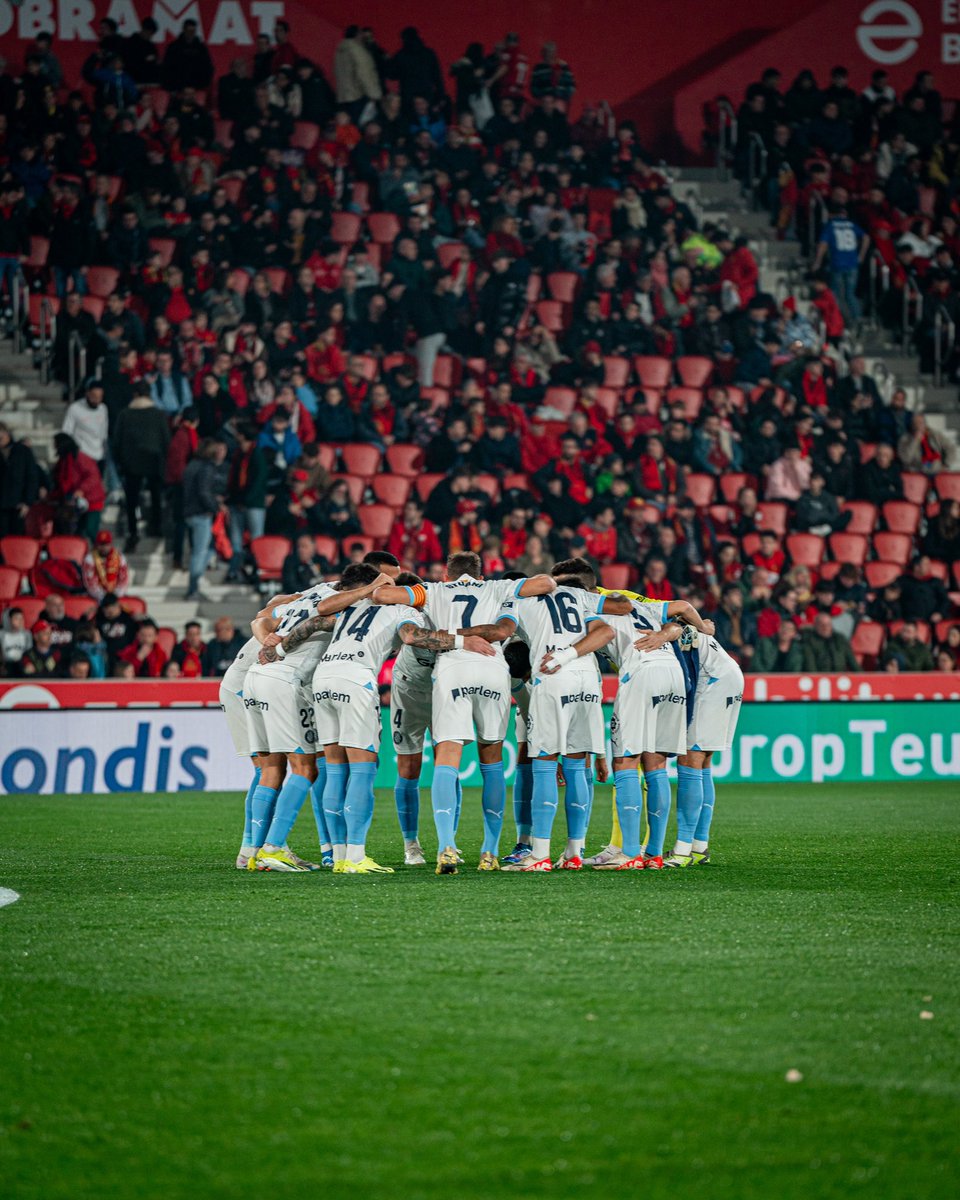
[553,556,597,588]
[555,575,589,592]
[502,570,526,580]
[447,551,481,579]
[394,572,422,587]
[339,563,379,590]
[364,550,400,569]
[504,640,531,680]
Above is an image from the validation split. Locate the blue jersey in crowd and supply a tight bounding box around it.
[820,218,864,270]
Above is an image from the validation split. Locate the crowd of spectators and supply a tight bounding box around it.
[0,22,958,674]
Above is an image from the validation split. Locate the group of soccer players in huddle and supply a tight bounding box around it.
[218,548,744,875]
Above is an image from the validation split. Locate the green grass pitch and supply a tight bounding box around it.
[0,782,957,1200]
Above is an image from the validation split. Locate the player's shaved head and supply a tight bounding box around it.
[447,551,481,579]
[339,563,379,590]
[552,557,597,589]
[555,575,589,591]
[364,550,400,577]
[394,571,423,587]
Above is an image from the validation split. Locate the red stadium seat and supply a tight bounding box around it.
[342,535,374,557]
[473,474,501,502]
[547,271,579,303]
[684,473,716,508]
[157,627,177,659]
[755,502,787,535]
[858,442,877,464]
[421,387,450,412]
[889,619,931,643]
[350,181,370,212]
[385,444,423,477]
[502,473,531,493]
[543,386,577,417]
[26,236,49,269]
[415,474,445,503]
[0,536,41,572]
[81,296,105,321]
[330,475,365,506]
[741,532,761,558]
[372,476,412,508]
[432,355,462,390]
[872,532,912,565]
[934,472,960,502]
[214,118,234,148]
[63,596,95,621]
[632,356,672,391]
[331,211,361,245]
[313,536,339,564]
[935,618,959,644]
[464,357,487,379]
[719,473,749,505]
[675,356,714,389]
[954,560,960,590]
[17,597,46,628]
[340,444,382,479]
[900,472,930,506]
[927,559,949,582]
[120,596,147,616]
[216,177,244,206]
[358,505,395,540]
[818,561,842,581]
[264,267,289,295]
[525,274,542,304]
[381,353,410,375]
[665,386,703,421]
[535,300,564,333]
[864,561,901,589]
[828,532,868,565]
[603,356,631,388]
[290,121,320,151]
[726,386,747,411]
[840,501,877,536]
[28,294,59,336]
[850,622,885,668]
[46,535,87,563]
[0,566,21,599]
[85,266,119,298]
[315,445,337,473]
[594,388,620,421]
[599,564,630,591]
[147,237,177,267]
[367,212,401,244]
[882,500,921,535]
[250,536,291,581]
[786,533,825,567]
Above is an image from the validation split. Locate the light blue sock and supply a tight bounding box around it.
[613,768,644,857]
[344,762,377,850]
[264,773,311,847]
[395,777,420,840]
[584,764,595,834]
[249,784,278,849]
[432,764,459,850]
[676,764,704,846]
[454,775,463,834]
[242,765,261,847]
[694,768,716,844]
[323,763,349,846]
[531,757,559,839]
[310,758,330,847]
[513,763,533,839]
[479,761,506,855]
[644,768,671,858]
[561,757,589,847]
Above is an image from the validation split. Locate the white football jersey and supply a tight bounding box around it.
[273,582,339,676]
[499,586,605,675]
[319,598,423,682]
[604,600,676,678]
[221,599,296,692]
[688,628,739,680]
[394,639,436,689]
[415,575,522,663]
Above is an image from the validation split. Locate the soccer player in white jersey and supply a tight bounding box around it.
[596,596,712,869]
[389,572,439,866]
[502,639,534,866]
[374,551,555,874]
[244,569,392,870]
[664,624,741,868]
[496,576,615,871]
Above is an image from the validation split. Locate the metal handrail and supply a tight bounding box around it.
[934,306,956,388]
[716,101,736,181]
[747,132,768,208]
[867,252,890,329]
[901,279,922,353]
[67,330,87,402]
[11,270,25,354]
[39,297,54,384]
[805,191,827,258]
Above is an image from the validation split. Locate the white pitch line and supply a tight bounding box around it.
[0,888,20,908]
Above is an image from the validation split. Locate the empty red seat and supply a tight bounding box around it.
[841,501,877,536]
[665,386,703,421]
[851,622,885,668]
[547,271,579,304]
[934,472,960,502]
[313,535,339,563]
[81,296,105,321]
[0,566,21,600]
[675,356,714,388]
[828,532,868,565]
[632,356,672,391]
[436,242,466,270]
[882,500,921,535]
[935,618,959,644]
[25,236,49,269]
[315,445,337,473]
[415,473,445,503]
[603,356,631,388]
[264,267,289,295]
[147,237,177,267]
[340,444,381,478]
[502,473,531,493]
[358,504,395,540]
[86,266,119,299]
[599,564,630,591]
[367,212,401,244]
[17,597,46,627]
[331,211,361,245]
[250,536,290,581]
[864,561,901,589]
[756,502,788,535]
[543,386,577,417]
[741,532,761,558]
[718,473,749,505]
[873,532,912,564]
[535,300,564,333]
[372,476,412,508]
[28,294,59,335]
[0,536,41,572]
[157,627,177,659]
[432,355,462,390]
[63,596,95,621]
[120,596,147,616]
[901,472,930,505]
[46,535,87,562]
[594,388,620,421]
[473,474,501,502]
[786,533,825,567]
[858,442,878,464]
[385,444,423,477]
[818,561,842,580]
[684,473,716,508]
[725,386,746,411]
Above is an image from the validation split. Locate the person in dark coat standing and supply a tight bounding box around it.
[111,385,170,551]
[0,422,41,536]
[162,20,214,90]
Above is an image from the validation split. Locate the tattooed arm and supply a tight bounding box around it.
[398,623,496,657]
[258,613,336,663]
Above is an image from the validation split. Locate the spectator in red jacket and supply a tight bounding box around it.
[171,620,205,677]
[49,433,106,538]
[118,619,169,677]
[750,529,787,585]
[641,555,675,600]
[386,499,443,571]
[718,237,759,307]
[305,325,345,384]
[811,277,844,342]
[578,504,618,563]
[635,435,679,504]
